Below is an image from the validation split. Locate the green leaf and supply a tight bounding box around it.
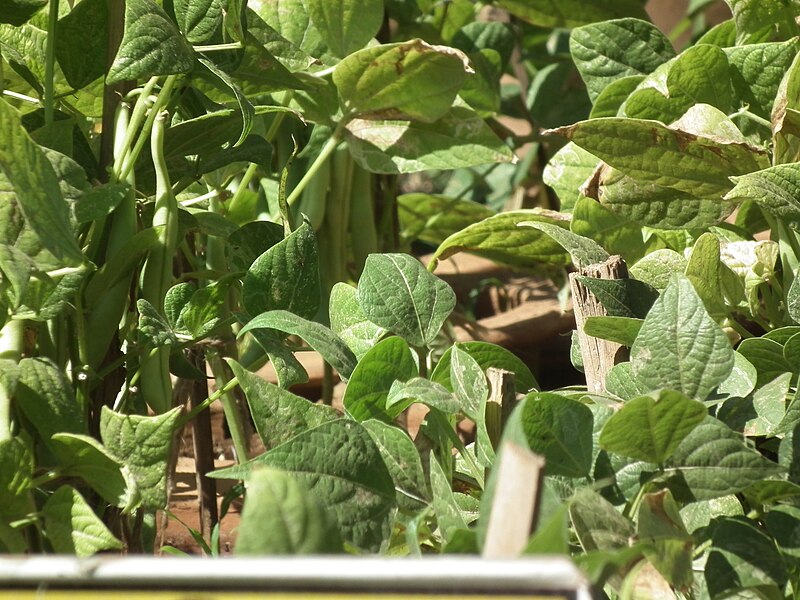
[345,106,515,174]
[43,486,122,556]
[227,220,285,272]
[100,406,183,511]
[571,196,645,261]
[431,209,571,269]
[583,316,643,346]
[137,299,179,347]
[764,505,800,559]
[431,341,538,395]
[726,0,799,43]
[334,39,470,122]
[495,0,648,28]
[605,362,650,401]
[684,232,726,316]
[16,357,86,442]
[629,249,687,291]
[705,516,788,598]
[343,336,418,422]
[590,75,644,119]
[519,220,609,268]
[542,143,601,211]
[386,377,461,414]
[210,420,395,552]
[570,487,634,552]
[518,393,594,478]
[719,373,790,437]
[107,0,196,84]
[0,0,46,25]
[737,337,793,389]
[575,276,658,319]
[0,438,33,521]
[242,221,320,320]
[173,0,224,43]
[328,282,386,360]
[550,116,768,200]
[716,351,758,399]
[450,344,488,421]
[73,184,130,224]
[397,194,494,247]
[55,0,108,89]
[630,275,735,401]
[238,310,356,380]
[0,100,84,264]
[725,163,800,229]
[235,467,343,555]
[357,253,455,348]
[429,454,467,543]
[228,359,338,451]
[600,390,706,464]
[570,18,675,101]
[363,419,429,511]
[50,433,129,508]
[665,416,785,501]
[637,489,693,589]
[305,0,382,58]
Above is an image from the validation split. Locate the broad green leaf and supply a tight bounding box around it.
[679,495,743,534]
[719,373,790,437]
[16,357,86,441]
[431,341,538,395]
[137,299,179,348]
[665,416,785,501]
[0,100,84,264]
[235,467,342,555]
[764,505,800,559]
[242,221,320,320]
[228,359,338,451]
[495,0,648,28]
[451,344,488,421]
[397,194,494,247]
[227,220,285,272]
[630,249,687,291]
[570,487,634,552]
[773,50,800,165]
[0,0,46,25]
[195,58,254,148]
[363,419,429,511]
[716,351,758,399]
[589,76,644,119]
[726,39,800,122]
[107,0,196,84]
[386,378,460,414]
[0,438,33,521]
[328,282,386,360]
[429,454,467,543]
[630,275,735,401]
[174,0,224,43]
[737,337,793,389]
[705,516,788,598]
[685,232,725,316]
[570,18,675,101]
[743,479,800,505]
[725,163,800,229]
[238,310,356,380]
[593,166,734,230]
[518,393,593,478]
[542,143,600,210]
[251,0,331,65]
[431,209,571,269]
[357,253,455,348]
[452,21,515,67]
[551,116,768,200]
[600,390,706,464]
[43,486,122,556]
[55,0,108,89]
[100,406,182,511]
[571,197,645,261]
[583,316,643,346]
[574,276,658,319]
[210,420,395,552]
[605,362,650,401]
[345,106,515,174]
[726,0,800,43]
[305,0,382,58]
[50,433,129,508]
[519,220,609,268]
[334,40,470,122]
[343,336,417,422]
[73,184,130,224]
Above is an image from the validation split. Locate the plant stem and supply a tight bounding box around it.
[111,77,160,180]
[2,90,40,105]
[285,132,342,207]
[178,375,239,429]
[43,0,59,126]
[194,43,243,52]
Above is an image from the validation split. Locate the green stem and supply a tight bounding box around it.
[264,91,294,143]
[178,375,239,429]
[194,43,243,52]
[0,318,23,361]
[286,133,342,207]
[111,77,160,180]
[43,0,59,126]
[207,353,249,463]
[730,107,772,129]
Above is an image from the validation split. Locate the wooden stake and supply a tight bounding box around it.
[569,254,629,394]
[485,368,516,450]
[482,442,546,559]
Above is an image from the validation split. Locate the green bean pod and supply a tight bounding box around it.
[294,155,330,231]
[84,102,138,369]
[138,110,178,414]
[324,146,354,286]
[347,164,377,276]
